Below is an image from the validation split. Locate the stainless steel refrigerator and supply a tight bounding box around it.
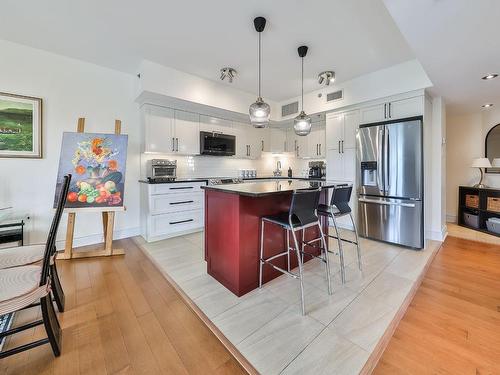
[356,117,424,249]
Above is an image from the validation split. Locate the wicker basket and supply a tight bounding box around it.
[465,194,479,208]
[487,197,500,213]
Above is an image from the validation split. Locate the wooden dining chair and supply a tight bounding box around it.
[0,175,70,358]
[0,175,71,312]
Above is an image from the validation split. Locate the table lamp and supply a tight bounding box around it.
[471,158,491,188]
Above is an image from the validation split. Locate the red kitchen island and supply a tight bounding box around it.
[202,180,337,297]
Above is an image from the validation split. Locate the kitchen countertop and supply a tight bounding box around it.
[242,176,326,181]
[202,180,343,197]
[138,178,209,184]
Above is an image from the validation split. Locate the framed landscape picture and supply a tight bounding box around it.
[0,92,42,158]
[54,132,128,209]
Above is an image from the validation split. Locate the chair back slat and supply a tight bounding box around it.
[40,174,71,286]
[289,188,321,226]
[329,185,353,215]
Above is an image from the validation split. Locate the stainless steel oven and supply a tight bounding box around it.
[200,131,236,156]
[147,159,177,180]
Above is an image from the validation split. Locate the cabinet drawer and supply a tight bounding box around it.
[150,182,205,195]
[150,210,203,237]
[150,192,204,214]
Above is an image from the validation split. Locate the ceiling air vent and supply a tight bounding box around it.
[326,90,343,102]
[281,101,299,117]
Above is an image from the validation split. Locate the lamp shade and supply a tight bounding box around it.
[471,158,492,168]
[492,158,500,167]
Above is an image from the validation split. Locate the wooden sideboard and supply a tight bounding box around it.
[458,186,500,237]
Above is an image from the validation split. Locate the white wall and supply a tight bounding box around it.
[278,60,432,120]
[0,40,140,247]
[137,60,281,120]
[446,110,500,222]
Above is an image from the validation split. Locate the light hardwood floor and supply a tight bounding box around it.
[373,236,500,374]
[0,239,247,375]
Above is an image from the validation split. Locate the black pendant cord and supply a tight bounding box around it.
[258,32,262,98]
[301,56,304,112]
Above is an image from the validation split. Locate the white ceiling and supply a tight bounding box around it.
[383,0,500,115]
[0,0,415,101]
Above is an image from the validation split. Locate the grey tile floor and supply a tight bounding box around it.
[134,230,440,375]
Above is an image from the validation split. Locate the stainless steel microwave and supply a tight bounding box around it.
[200,131,236,156]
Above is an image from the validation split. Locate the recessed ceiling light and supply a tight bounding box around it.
[482,103,494,108]
[481,73,498,80]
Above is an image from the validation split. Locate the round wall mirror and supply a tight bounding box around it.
[485,123,500,173]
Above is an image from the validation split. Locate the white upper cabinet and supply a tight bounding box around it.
[326,113,343,150]
[343,110,359,149]
[143,105,174,153]
[306,125,326,158]
[143,105,200,155]
[359,95,424,125]
[233,122,261,159]
[389,96,424,120]
[199,115,234,134]
[326,109,359,152]
[173,110,200,155]
[269,128,287,153]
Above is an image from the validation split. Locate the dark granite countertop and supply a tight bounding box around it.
[202,180,344,197]
[243,176,326,182]
[139,178,208,184]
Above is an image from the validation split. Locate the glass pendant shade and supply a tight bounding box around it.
[249,97,271,128]
[294,111,312,136]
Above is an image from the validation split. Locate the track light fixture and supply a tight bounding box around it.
[318,71,336,86]
[220,67,237,83]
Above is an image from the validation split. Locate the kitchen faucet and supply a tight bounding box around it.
[273,161,282,176]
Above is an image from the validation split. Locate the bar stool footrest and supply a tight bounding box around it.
[261,259,299,279]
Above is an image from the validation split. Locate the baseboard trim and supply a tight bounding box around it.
[446,214,457,223]
[55,226,141,250]
[360,240,442,374]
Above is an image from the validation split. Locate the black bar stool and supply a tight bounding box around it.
[259,188,332,316]
[316,185,362,284]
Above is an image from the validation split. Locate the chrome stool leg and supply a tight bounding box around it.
[350,212,362,271]
[291,229,306,316]
[331,215,346,284]
[286,228,291,272]
[318,223,333,294]
[259,219,265,288]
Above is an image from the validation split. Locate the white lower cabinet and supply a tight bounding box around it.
[149,210,204,239]
[141,181,205,242]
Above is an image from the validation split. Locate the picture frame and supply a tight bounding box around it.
[0,92,42,158]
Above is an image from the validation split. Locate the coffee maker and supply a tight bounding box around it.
[308,161,326,179]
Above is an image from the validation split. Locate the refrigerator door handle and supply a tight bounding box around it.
[359,198,416,208]
[384,126,390,194]
[377,127,385,193]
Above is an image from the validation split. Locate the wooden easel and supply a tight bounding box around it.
[58,118,126,260]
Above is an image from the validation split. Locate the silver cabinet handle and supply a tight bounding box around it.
[338,140,341,153]
[358,198,416,208]
[319,144,321,155]
[261,140,264,151]
[388,102,391,118]
[384,103,387,119]
[341,140,344,153]
[172,137,175,152]
[176,138,179,152]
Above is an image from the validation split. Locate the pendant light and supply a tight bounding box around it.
[249,16,271,128]
[294,46,311,136]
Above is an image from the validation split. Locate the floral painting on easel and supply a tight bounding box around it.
[54,132,128,208]
[0,92,42,158]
